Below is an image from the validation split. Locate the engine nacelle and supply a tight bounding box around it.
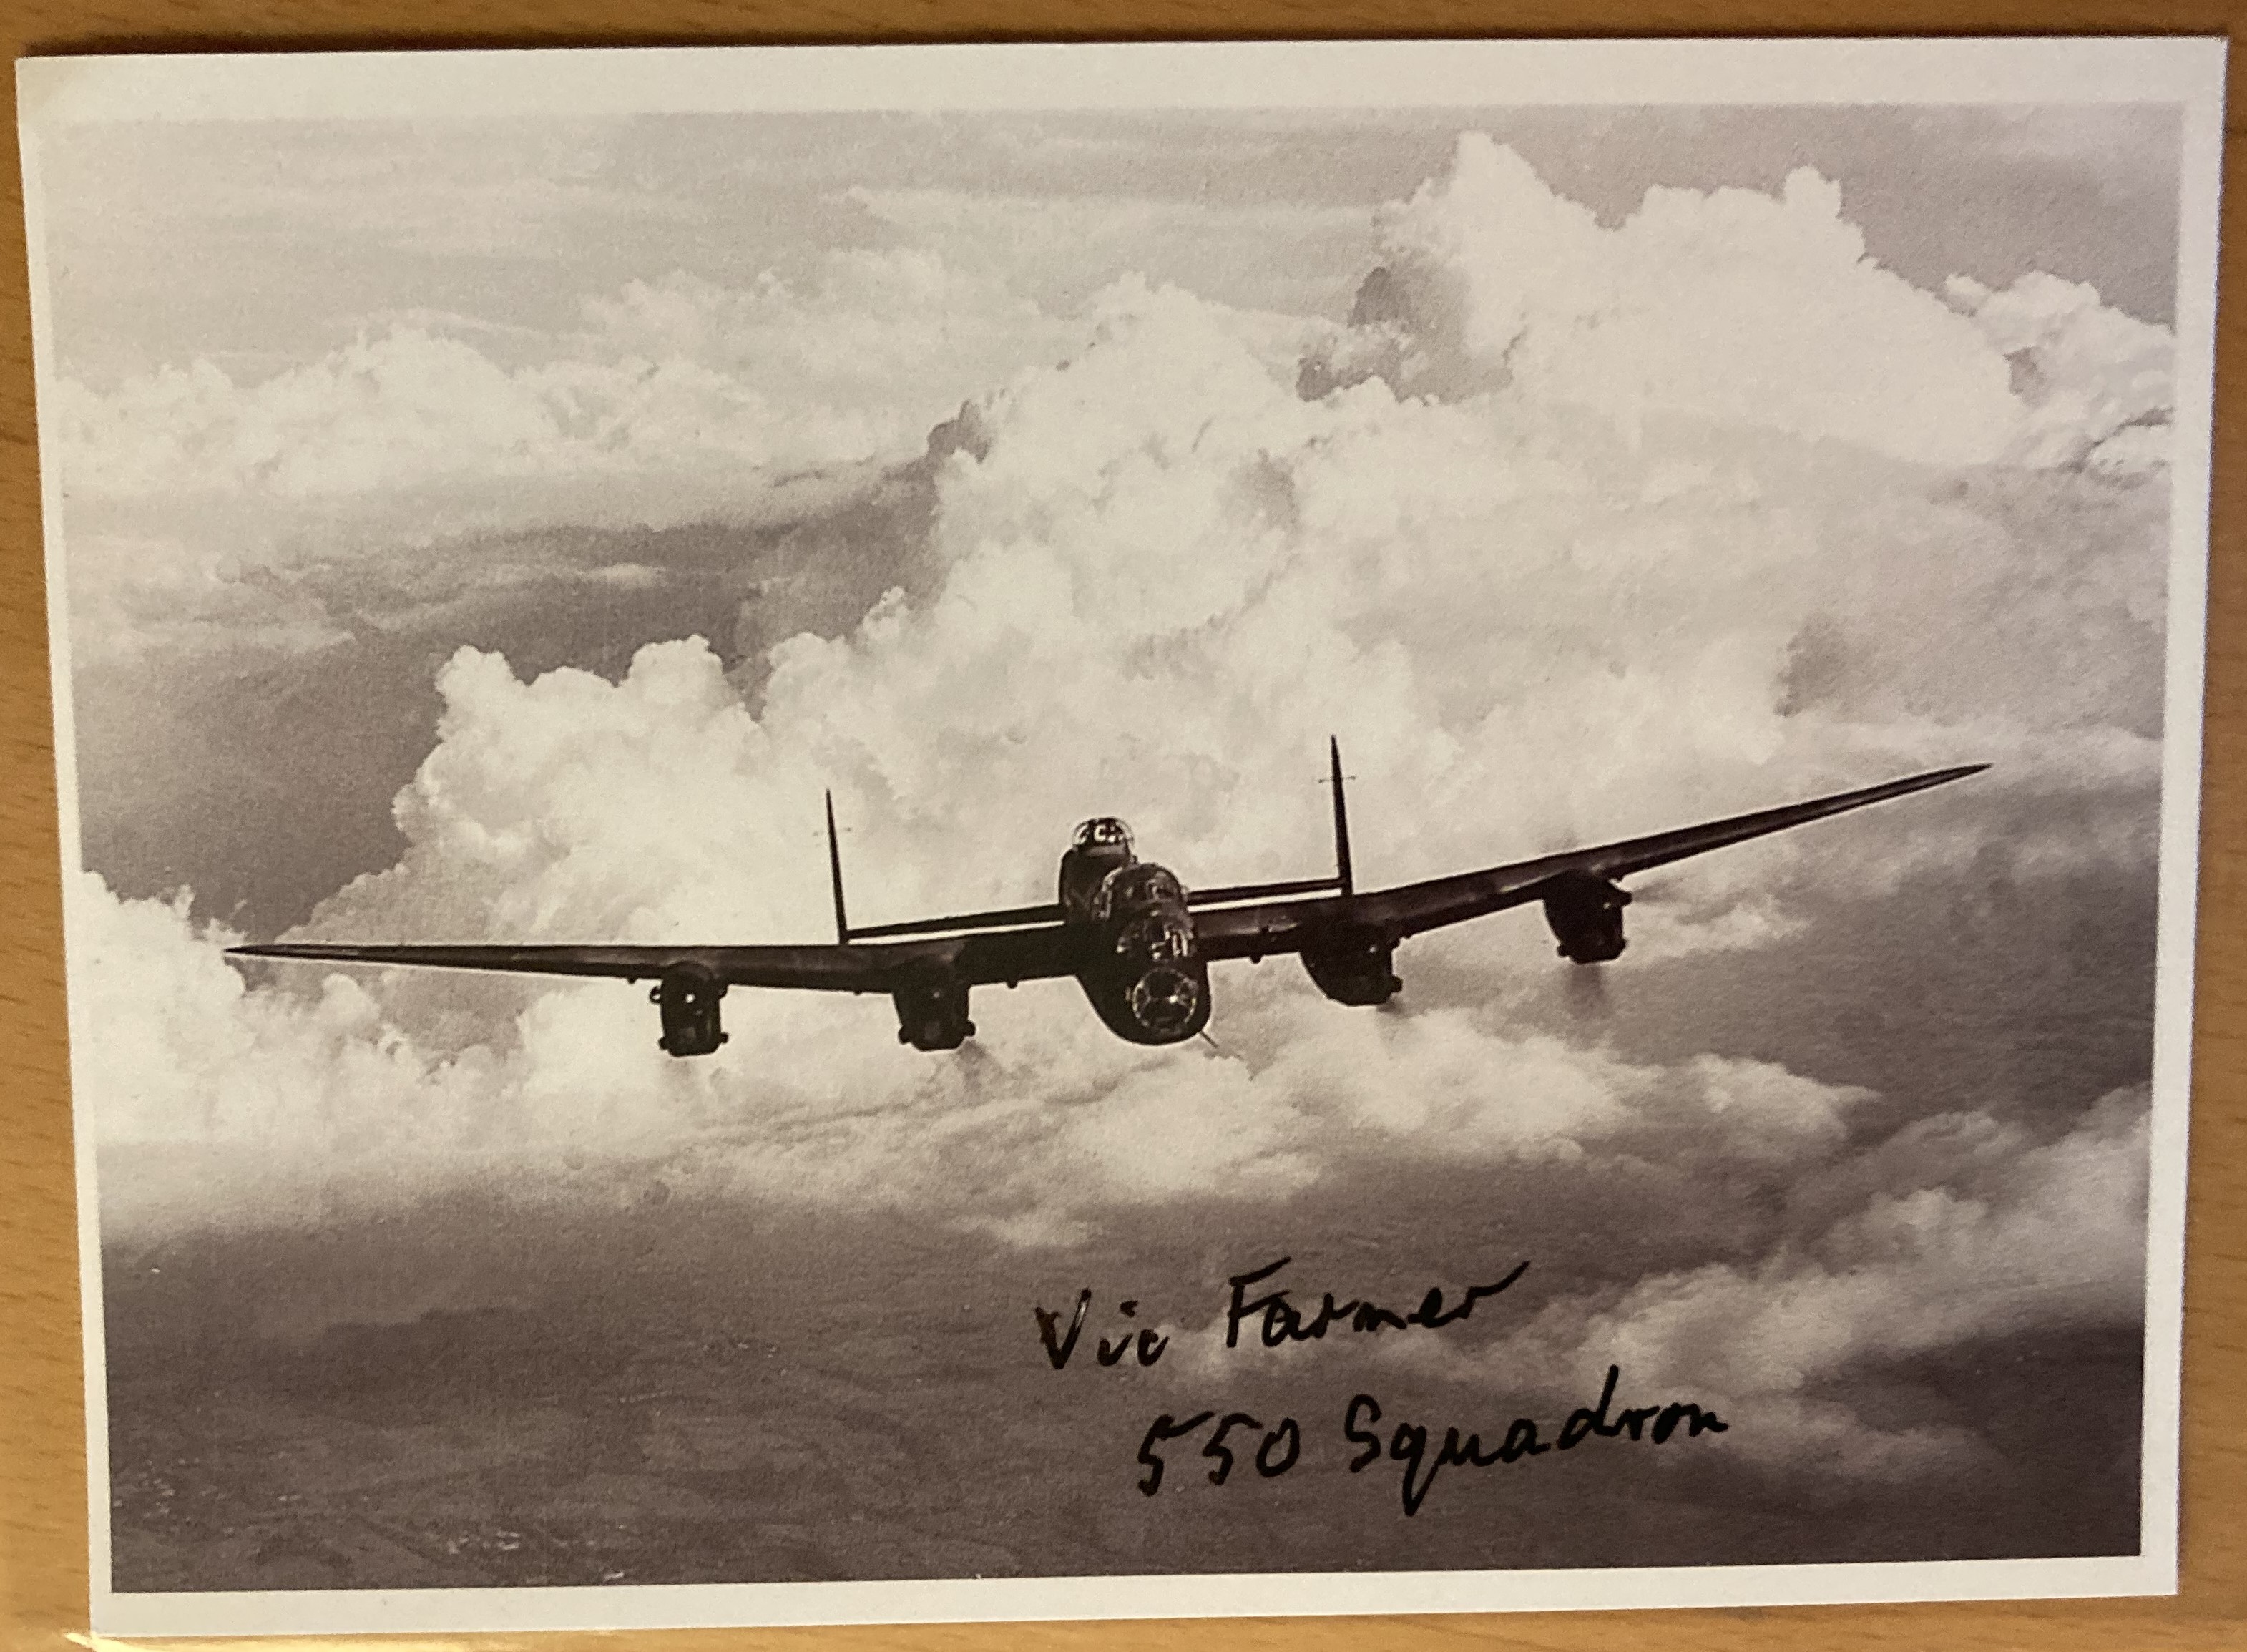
[654,964,728,1057]
[1542,873,1631,964]
[895,978,975,1051]
[1302,934,1402,1005]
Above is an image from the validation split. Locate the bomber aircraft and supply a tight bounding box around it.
[232,743,1985,1057]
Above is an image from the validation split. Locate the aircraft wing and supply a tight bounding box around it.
[1192,763,1987,960]
[229,925,1085,994]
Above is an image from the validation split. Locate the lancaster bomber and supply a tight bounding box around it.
[231,745,1985,1057]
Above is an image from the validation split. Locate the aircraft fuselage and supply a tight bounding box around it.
[1059,818,1212,1046]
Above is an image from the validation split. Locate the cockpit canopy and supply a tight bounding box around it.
[1072,817,1135,854]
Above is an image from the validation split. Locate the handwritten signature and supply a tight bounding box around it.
[1033,1258,1730,1514]
[1034,1256,1531,1372]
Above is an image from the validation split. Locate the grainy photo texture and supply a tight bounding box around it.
[20,40,2219,1635]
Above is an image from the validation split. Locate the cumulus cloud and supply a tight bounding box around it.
[62,532,351,660]
[764,273,2155,911]
[1299,135,2173,476]
[55,136,2176,733]
[52,248,1080,509]
[49,248,1086,663]
[1945,269,2178,473]
[1415,1088,2150,1482]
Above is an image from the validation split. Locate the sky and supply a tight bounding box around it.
[36,103,2185,1588]
[40,104,2182,391]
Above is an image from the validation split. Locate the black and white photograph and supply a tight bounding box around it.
[19,38,2221,1634]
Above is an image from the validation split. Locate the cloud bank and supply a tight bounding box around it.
[1386,1085,2149,1482]
[55,250,1080,507]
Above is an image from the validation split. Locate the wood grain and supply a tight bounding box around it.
[0,8,2238,1650]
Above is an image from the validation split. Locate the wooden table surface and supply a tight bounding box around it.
[0,6,2240,1650]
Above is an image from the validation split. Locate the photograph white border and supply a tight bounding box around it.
[18,34,2223,1637]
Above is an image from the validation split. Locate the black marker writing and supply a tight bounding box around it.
[1136,1409,1302,1496]
[1344,1368,1728,1515]
[1039,1291,1167,1370]
[1034,1289,1091,1370]
[1224,1256,1530,1349]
